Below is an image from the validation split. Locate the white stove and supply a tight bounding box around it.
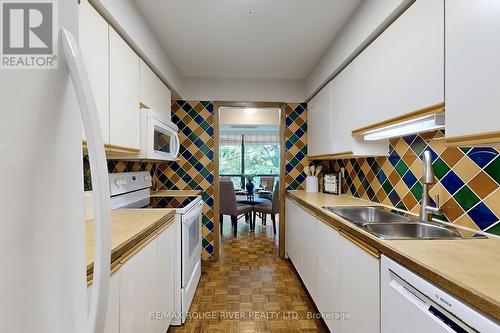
[109,172,203,326]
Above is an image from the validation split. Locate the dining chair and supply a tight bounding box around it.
[219,180,253,237]
[259,176,275,190]
[253,180,280,234]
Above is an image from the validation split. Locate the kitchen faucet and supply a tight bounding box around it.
[419,150,442,221]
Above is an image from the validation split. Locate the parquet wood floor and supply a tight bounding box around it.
[168,216,328,333]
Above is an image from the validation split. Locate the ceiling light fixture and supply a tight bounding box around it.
[363,112,445,141]
[244,108,257,115]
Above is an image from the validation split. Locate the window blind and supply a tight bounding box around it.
[220,134,279,146]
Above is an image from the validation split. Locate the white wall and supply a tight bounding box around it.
[305,0,414,99]
[91,0,184,97]
[182,77,305,103]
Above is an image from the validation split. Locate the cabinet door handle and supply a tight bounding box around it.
[339,230,380,259]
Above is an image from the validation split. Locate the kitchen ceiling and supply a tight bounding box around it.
[134,0,361,80]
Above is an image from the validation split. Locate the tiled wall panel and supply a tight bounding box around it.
[156,101,215,259]
[313,131,500,236]
[284,103,308,190]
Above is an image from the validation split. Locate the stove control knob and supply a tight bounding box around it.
[144,175,152,182]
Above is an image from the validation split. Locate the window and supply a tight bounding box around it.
[219,134,279,189]
[219,145,241,175]
[244,144,280,175]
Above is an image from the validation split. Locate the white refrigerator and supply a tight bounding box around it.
[0,1,111,333]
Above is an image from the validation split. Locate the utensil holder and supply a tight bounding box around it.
[306,176,319,193]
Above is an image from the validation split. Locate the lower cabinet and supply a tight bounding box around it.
[120,226,176,333]
[88,224,175,333]
[286,197,380,333]
[285,198,317,300]
[120,238,158,333]
[298,205,318,300]
[285,198,299,263]
[87,271,121,333]
[338,232,380,333]
[316,219,341,333]
[155,224,175,333]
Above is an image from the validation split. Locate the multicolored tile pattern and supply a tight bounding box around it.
[83,156,155,191]
[156,101,216,260]
[314,131,500,236]
[150,196,200,209]
[284,103,308,191]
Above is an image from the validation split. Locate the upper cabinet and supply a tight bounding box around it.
[308,81,334,157]
[80,1,175,156]
[79,0,109,143]
[109,28,141,150]
[445,0,500,145]
[308,0,444,159]
[332,63,389,157]
[308,63,388,159]
[352,0,444,130]
[139,60,171,122]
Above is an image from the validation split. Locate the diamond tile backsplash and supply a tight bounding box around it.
[284,103,308,190]
[313,130,500,236]
[157,101,215,260]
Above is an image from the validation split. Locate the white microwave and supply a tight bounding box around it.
[140,109,180,161]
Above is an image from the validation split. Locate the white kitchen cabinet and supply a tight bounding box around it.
[316,219,341,333]
[299,205,317,301]
[309,64,387,158]
[285,198,317,301]
[156,226,175,333]
[79,0,109,143]
[87,272,120,333]
[445,0,500,142]
[308,82,333,157]
[285,197,300,263]
[330,66,353,155]
[140,60,171,122]
[139,59,157,110]
[156,79,171,123]
[338,232,380,333]
[333,63,389,156]
[352,0,444,130]
[109,28,140,150]
[287,197,381,333]
[120,238,158,333]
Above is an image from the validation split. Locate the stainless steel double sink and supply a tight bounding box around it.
[322,206,486,240]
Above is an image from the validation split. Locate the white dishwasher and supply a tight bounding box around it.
[381,255,499,333]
